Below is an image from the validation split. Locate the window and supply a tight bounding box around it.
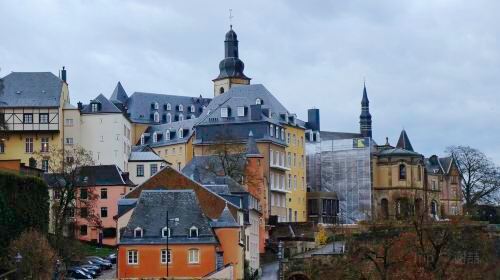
[127,250,138,265]
[165,130,171,140]
[101,188,108,199]
[418,165,422,181]
[153,132,158,143]
[23,114,33,124]
[41,160,49,172]
[219,87,225,94]
[41,137,49,152]
[178,128,184,139]
[162,227,170,238]
[255,98,262,105]
[39,113,49,124]
[150,164,158,175]
[275,126,279,139]
[80,188,88,199]
[99,135,104,142]
[65,118,74,126]
[166,103,171,110]
[80,225,88,236]
[281,129,285,140]
[91,103,99,112]
[134,227,143,238]
[177,162,181,171]
[287,133,290,144]
[166,113,172,123]
[270,125,274,137]
[451,176,458,184]
[179,114,184,121]
[153,102,159,110]
[154,112,160,123]
[80,207,88,218]
[221,107,229,118]
[189,226,198,238]
[190,105,195,113]
[161,249,172,264]
[140,134,145,145]
[137,165,144,177]
[188,249,200,264]
[65,137,74,145]
[237,106,245,117]
[25,137,33,153]
[101,207,108,218]
[431,180,437,190]
[0,142,4,153]
[288,174,292,189]
[178,104,183,112]
[399,164,406,180]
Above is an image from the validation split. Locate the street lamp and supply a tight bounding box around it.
[166,211,179,278]
[14,252,22,280]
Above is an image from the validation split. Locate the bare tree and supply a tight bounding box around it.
[446,146,500,210]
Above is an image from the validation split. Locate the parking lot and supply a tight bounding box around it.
[97,265,116,279]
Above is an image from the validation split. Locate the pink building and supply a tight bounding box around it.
[75,165,135,246]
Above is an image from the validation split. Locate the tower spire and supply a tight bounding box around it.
[359,81,372,138]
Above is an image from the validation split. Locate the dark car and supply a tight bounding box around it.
[84,257,112,270]
[74,267,97,278]
[106,253,117,264]
[66,268,93,279]
[80,264,101,274]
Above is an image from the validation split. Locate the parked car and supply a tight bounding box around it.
[79,264,101,274]
[66,268,93,279]
[76,267,98,278]
[84,257,112,270]
[106,253,117,264]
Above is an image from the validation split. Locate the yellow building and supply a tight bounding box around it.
[284,123,307,222]
[0,70,70,171]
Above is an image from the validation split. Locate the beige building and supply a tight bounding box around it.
[128,148,169,185]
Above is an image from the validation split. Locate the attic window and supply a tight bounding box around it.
[154,112,160,123]
[167,113,172,123]
[162,227,170,238]
[190,105,195,113]
[153,132,158,143]
[166,103,171,110]
[153,102,159,110]
[179,114,184,121]
[221,107,229,118]
[237,106,245,117]
[134,227,143,238]
[165,130,171,140]
[255,98,262,105]
[189,226,198,238]
[178,128,184,139]
[178,104,184,112]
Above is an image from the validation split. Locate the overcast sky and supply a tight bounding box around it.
[1,0,499,164]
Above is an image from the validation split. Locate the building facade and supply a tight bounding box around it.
[128,147,169,185]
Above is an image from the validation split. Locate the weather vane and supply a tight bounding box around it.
[229,8,233,28]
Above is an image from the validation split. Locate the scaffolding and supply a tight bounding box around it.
[307,137,372,223]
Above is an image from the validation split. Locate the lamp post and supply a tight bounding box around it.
[14,252,22,280]
[165,211,179,279]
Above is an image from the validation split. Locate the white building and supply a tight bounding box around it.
[128,147,169,185]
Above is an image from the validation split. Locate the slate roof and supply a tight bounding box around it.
[109,82,128,104]
[182,155,246,190]
[142,118,197,146]
[211,205,240,228]
[80,94,122,114]
[438,157,453,174]
[125,91,211,124]
[245,131,261,156]
[76,165,128,186]
[378,147,422,157]
[117,199,137,217]
[129,151,165,162]
[396,130,414,152]
[120,190,218,245]
[0,72,63,108]
[424,155,443,175]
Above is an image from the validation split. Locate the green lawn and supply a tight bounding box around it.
[81,243,116,258]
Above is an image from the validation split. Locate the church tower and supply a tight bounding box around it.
[213,26,251,97]
[359,82,372,138]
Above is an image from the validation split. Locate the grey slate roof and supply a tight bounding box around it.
[141,118,197,146]
[76,165,128,186]
[120,190,218,245]
[0,72,63,108]
[118,199,137,217]
[438,157,453,174]
[424,155,443,175]
[396,130,414,152]
[109,82,128,104]
[211,205,240,228]
[129,151,165,162]
[81,94,122,114]
[126,91,211,124]
[378,147,422,157]
[182,155,246,190]
[245,131,261,156]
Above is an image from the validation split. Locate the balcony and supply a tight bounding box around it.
[270,162,290,171]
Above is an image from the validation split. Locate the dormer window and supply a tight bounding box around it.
[166,103,171,110]
[179,114,184,121]
[154,112,160,123]
[140,134,145,145]
[202,105,207,111]
[165,130,171,140]
[134,227,143,238]
[167,113,172,123]
[162,227,170,238]
[237,106,245,117]
[153,132,158,143]
[270,124,274,137]
[255,98,262,105]
[153,102,159,110]
[178,128,184,139]
[178,104,184,112]
[189,226,198,238]
[190,105,195,113]
[91,103,99,112]
[221,107,229,118]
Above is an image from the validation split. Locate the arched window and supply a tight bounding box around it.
[165,130,171,140]
[381,198,389,219]
[399,164,406,180]
[154,102,159,110]
[255,98,262,105]
[152,132,158,143]
[190,105,195,113]
[219,87,225,94]
[178,114,184,121]
[154,112,160,123]
[166,103,171,110]
[166,113,172,123]
[134,227,143,238]
[280,128,285,141]
[275,126,279,139]
[178,104,183,112]
[140,134,145,145]
[178,128,184,139]
[189,226,198,238]
[162,227,170,238]
[270,124,274,137]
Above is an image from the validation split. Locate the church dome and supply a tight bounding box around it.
[225,27,237,41]
[218,57,247,80]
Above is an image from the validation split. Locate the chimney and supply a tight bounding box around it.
[307,108,320,131]
[250,104,262,121]
[77,101,83,110]
[61,66,67,83]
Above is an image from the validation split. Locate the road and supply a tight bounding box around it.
[261,261,279,280]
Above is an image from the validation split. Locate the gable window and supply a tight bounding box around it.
[255,98,262,105]
[41,160,49,173]
[137,165,144,177]
[161,249,172,264]
[23,113,33,124]
[153,132,158,143]
[134,227,143,238]
[91,103,99,112]
[101,188,108,199]
[178,104,184,112]
[162,227,170,238]
[189,226,198,238]
[128,250,138,265]
[270,125,274,137]
[41,137,49,152]
[399,164,406,180]
[188,249,200,264]
[237,106,245,117]
[154,112,160,123]
[25,138,33,153]
[150,164,158,175]
[178,128,184,139]
[190,105,195,113]
[101,207,108,218]
[39,113,49,124]
[166,103,171,110]
[221,107,229,118]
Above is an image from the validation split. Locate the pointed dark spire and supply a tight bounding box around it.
[245,131,261,157]
[396,129,414,151]
[359,82,372,138]
[214,26,250,81]
[110,81,128,104]
[212,204,239,228]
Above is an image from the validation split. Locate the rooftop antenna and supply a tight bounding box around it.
[229,8,234,29]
